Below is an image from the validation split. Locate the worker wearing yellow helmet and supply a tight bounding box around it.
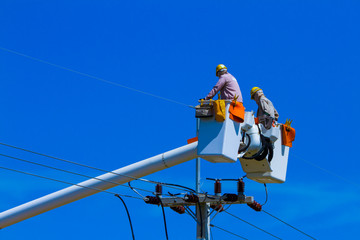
[250,87,279,129]
[204,64,243,101]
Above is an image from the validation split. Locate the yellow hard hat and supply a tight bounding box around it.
[216,64,227,76]
[250,87,262,99]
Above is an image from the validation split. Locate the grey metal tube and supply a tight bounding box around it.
[0,142,198,229]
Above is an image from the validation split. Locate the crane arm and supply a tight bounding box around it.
[0,142,198,229]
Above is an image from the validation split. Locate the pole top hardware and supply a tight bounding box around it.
[206,178,244,181]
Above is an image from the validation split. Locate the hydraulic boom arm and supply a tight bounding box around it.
[0,142,198,229]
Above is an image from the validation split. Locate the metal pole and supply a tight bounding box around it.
[196,118,200,193]
[0,142,198,229]
[195,118,210,240]
[197,203,210,240]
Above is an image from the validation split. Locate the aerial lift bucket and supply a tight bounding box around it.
[197,100,241,163]
[238,122,290,183]
[196,101,292,184]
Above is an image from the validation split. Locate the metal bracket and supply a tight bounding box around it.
[159,193,253,207]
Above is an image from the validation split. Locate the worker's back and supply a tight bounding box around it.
[220,73,242,100]
[205,72,242,101]
[257,95,277,119]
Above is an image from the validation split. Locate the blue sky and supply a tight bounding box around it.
[0,0,360,239]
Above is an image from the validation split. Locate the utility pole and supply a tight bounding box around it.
[158,192,254,238]
[195,118,210,240]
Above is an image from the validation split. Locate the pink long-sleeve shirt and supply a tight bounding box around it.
[205,72,243,101]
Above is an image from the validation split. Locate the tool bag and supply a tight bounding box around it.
[195,104,213,118]
[213,100,226,122]
[229,100,245,123]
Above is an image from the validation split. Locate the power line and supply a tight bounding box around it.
[293,154,360,189]
[0,153,155,195]
[0,153,191,200]
[158,197,169,240]
[128,181,148,199]
[0,165,142,199]
[223,210,282,240]
[0,142,194,193]
[115,194,136,240]
[210,224,248,240]
[0,47,194,108]
[262,183,268,206]
[262,210,317,240]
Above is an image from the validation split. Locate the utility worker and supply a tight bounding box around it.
[250,87,279,129]
[204,64,242,101]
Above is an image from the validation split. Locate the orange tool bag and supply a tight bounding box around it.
[281,124,296,147]
[229,101,245,123]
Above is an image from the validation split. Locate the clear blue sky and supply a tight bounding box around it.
[0,0,359,239]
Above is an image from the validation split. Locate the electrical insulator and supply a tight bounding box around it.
[222,193,238,202]
[247,201,262,211]
[210,204,224,212]
[184,194,199,203]
[144,196,161,205]
[155,184,163,195]
[170,206,186,214]
[237,179,245,195]
[214,180,222,196]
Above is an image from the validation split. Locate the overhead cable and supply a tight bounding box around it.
[0,142,194,193]
[210,224,248,240]
[158,197,169,240]
[128,181,148,200]
[0,153,189,200]
[184,206,198,223]
[223,210,282,240]
[262,183,268,206]
[115,194,136,240]
[0,165,142,199]
[262,210,317,240]
[210,204,231,222]
[293,154,360,189]
[0,47,194,109]
[0,153,155,195]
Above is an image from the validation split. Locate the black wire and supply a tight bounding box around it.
[0,47,194,108]
[211,224,248,240]
[157,196,169,240]
[160,182,196,193]
[262,210,317,240]
[223,210,282,240]
[0,165,141,199]
[262,183,268,206]
[0,142,195,193]
[114,194,135,240]
[128,181,147,200]
[0,153,157,195]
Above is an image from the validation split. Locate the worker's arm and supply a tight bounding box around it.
[259,98,273,118]
[260,98,279,120]
[205,78,225,100]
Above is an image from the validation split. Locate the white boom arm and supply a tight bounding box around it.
[0,142,198,229]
